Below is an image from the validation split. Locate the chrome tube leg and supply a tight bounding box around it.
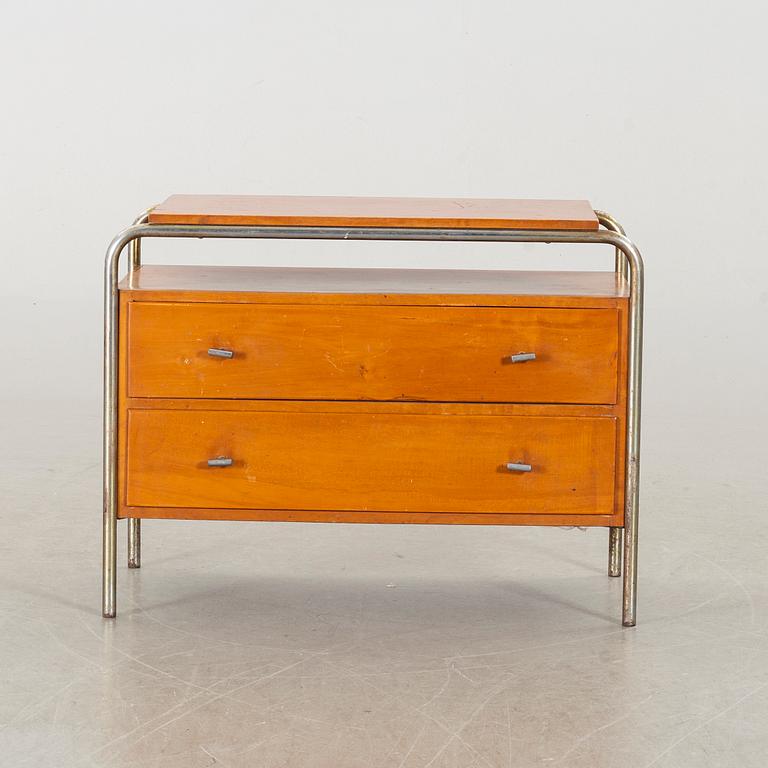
[103,222,144,617]
[596,211,643,625]
[608,527,622,577]
[102,498,117,617]
[607,218,625,579]
[617,234,643,627]
[102,246,119,618]
[128,519,141,568]
[124,221,146,574]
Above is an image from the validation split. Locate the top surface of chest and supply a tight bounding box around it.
[148,195,599,230]
[119,265,627,308]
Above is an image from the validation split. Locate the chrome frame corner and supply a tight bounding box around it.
[598,211,627,580]
[103,210,150,616]
[596,210,644,624]
[126,210,150,573]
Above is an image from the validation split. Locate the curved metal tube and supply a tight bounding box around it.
[595,209,628,281]
[608,524,623,577]
[125,210,152,573]
[103,222,643,624]
[128,209,152,274]
[595,209,626,235]
[596,214,643,624]
[596,210,629,581]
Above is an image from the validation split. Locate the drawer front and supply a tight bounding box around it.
[126,409,617,515]
[126,303,620,404]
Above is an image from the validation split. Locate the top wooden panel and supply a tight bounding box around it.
[148,195,599,230]
[118,266,628,309]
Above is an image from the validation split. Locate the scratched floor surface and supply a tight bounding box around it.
[1,405,766,767]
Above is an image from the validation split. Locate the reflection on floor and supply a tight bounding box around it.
[2,408,766,768]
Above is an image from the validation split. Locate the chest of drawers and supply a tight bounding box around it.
[103,196,644,625]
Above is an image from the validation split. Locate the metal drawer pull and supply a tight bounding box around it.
[207,457,233,467]
[207,347,234,358]
[506,462,532,472]
[508,352,536,363]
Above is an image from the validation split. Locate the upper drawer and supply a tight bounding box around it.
[126,302,620,404]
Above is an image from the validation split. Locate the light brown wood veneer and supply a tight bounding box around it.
[148,195,599,230]
[126,408,617,515]
[126,302,620,404]
[117,263,628,527]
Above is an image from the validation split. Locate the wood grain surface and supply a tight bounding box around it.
[119,266,629,308]
[148,195,599,230]
[126,408,617,515]
[127,302,620,404]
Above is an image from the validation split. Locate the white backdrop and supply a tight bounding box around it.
[1,0,766,488]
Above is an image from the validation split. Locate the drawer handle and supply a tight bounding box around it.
[207,457,233,467]
[208,348,234,359]
[506,462,532,472]
[508,352,536,363]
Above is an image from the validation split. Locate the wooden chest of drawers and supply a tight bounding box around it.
[103,196,644,625]
[118,267,628,527]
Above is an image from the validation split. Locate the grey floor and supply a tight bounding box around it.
[2,406,767,768]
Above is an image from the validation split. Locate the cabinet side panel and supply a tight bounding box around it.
[613,301,629,525]
[117,294,129,514]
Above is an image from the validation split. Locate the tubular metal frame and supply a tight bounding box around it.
[126,210,150,570]
[103,215,644,625]
[596,209,629,580]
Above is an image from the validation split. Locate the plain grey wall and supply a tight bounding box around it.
[1,1,766,490]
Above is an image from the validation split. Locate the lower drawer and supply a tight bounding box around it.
[125,408,617,516]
